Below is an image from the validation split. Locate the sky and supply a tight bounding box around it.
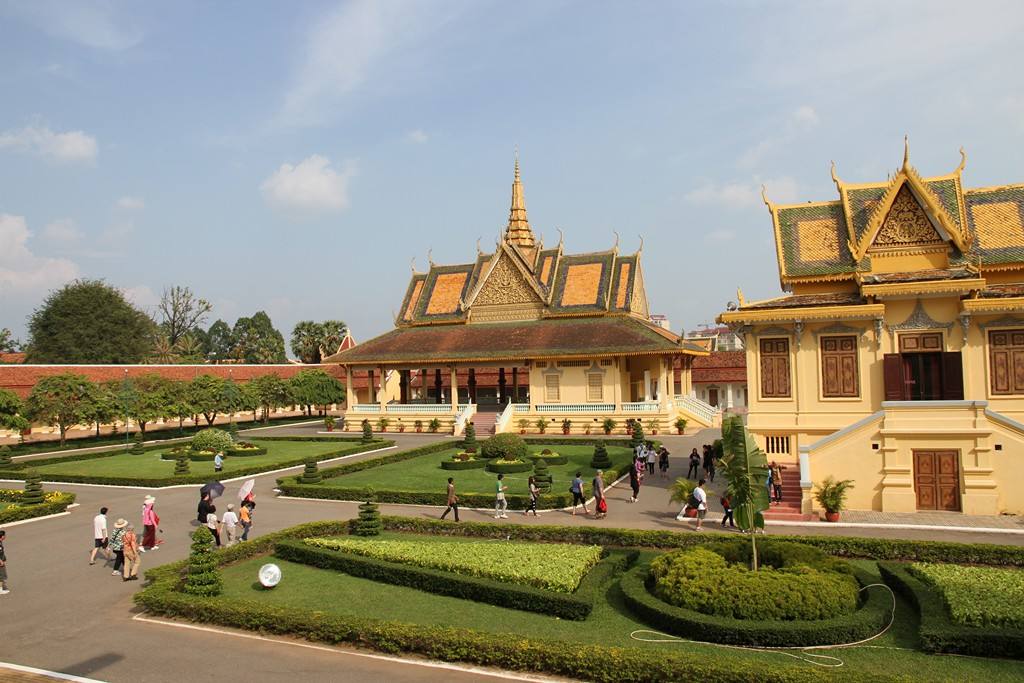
[2,0,1024,352]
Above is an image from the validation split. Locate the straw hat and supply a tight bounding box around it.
[144,495,155,504]
[114,518,128,529]
[226,503,234,511]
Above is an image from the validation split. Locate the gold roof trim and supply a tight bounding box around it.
[860,278,986,299]
[962,297,1024,314]
[718,303,886,325]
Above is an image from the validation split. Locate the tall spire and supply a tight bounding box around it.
[505,150,535,248]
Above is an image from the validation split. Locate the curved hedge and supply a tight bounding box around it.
[621,561,892,647]
[485,459,534,474]
[440,459,486,470]
[529,453,568,466]
[0,490,76,524]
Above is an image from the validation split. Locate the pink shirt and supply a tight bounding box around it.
[142,503,157,526]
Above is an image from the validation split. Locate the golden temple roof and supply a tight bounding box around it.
[505,154,535,249]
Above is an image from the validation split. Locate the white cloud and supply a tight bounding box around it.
[684,176,799,209]
[792,105,819,127]
[280,0,465,127]
[704,229,737,244]
[0,125,98,164]
[407,129,429,144]
[40,218,83,245]
[260,155,355,213]
[0,215,79,292]
[5,1,143,51]
[123,284,159,310]
[116,196,145,210]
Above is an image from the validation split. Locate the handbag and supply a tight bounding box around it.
[597,498,608,513]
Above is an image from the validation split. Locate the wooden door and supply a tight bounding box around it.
[708,387,719,407]
[913,450,961,511]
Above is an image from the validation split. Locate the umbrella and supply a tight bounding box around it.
[238,479,255,501]
[200,481,225,500]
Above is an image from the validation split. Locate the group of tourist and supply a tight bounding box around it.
[686,444,718,481]
[90,501,158,582]
[627,442,670,504]
[198,491,255,546]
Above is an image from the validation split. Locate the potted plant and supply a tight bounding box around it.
[561,418,572,435]
[398,421,405,432]
[674,417,687,435]
[535,418,547,434]
[650,420,659,436]
[376,417,390,433]
[814,476,855,522]
[324,416,335,432]
[584,424,592,435]
[602,417,616,435]
[668,477,698,518]
[518,418,530,434]
[428,418,440,433]
[414,419,423,433]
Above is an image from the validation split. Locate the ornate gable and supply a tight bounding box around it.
[472,251,544,307]
[870,185,944,250]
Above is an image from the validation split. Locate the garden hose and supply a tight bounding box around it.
[629,583,897,669]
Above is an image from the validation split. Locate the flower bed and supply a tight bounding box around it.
[529,449,568,465]
[484,459,533,474]
[0,489,77,524]
[304,536,602,593]
[160,442,268,461]
[440,458,486,470]
[908,562,1024,629]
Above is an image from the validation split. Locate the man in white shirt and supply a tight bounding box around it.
[90,507,112,565]
[220,503,239,546]
[692,479,708,531]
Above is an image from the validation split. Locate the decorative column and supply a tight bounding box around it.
[512,367,519,402]
[368,369,376,404]
[468,368,477,404]
[399,370,409,404]
[450,366,460,414]
[345,366,354,409]
[434,369,443,404]
[726,383,734,410]
[657,358,669,407]
[643,369,652,401]
[378,366,387,410]
[498,368,507,403]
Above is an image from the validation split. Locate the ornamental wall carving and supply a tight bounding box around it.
[872,186,943,248]
[473,255,541,307]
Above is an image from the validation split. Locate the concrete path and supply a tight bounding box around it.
[1,426,1021,683]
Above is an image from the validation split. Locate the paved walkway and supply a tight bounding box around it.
[1,425,1022,683]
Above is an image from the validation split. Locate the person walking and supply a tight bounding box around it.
[569,472,588,516]
[524,476,539,516]
[628,458,641,503]
[702,446,715,481]
[441,477,460,522]
[0,530,9,595]
[770,461,786,503]
[720,493,735,528]
[214,451,224,473]
[141,496,160,552]
[645,444,656,475]
[593,470,607,519]
[494,474,508,519]
[90,506,112,565]
[221,504,239,546]
[122,524,140,581]
[109,518,128,577]
[687,449,700,479]
[206,504,221,546]
[658,446,670,479]
[197,492,212,524]
[239,500,254,540]
[692,479,708,531]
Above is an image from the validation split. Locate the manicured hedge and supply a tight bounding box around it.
[528,454,569,466]
[0,490,76,524]
[134,520,851,683]
[439,459,486,470]
[485,460,533,474]
[879,561,1024,659]
[160,445,269,461]
[620,561,892,647]
[0,440,390,488]
[274,539,634,620]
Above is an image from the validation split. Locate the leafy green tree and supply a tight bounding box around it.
[125,374,173,437]
[163,380,195,434]
[231,312,286,364]
[0,389,23,429]
[187,375,229,426]
[290,320,348,364]
[174,333,206,363]
[720,414,770,570]
[25,279,156,363]
[288,369,345,415]
[157,285,212,346]
[81,382,120,437]
[205,320,234,362]
[24,373,97,446]
[238,381,260,423]
[184,527,222,596]
[250,374,291,423]
[149,336,179,364]
[0,328,20,353]
[220,379,243,425]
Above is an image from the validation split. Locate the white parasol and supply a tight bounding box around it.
[238,479,255,501]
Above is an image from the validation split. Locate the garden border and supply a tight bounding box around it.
[878,561,1024,659]
[0,490,76,525]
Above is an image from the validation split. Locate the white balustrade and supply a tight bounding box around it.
[620,402,660,413]
[385,404,453,414]
[513,404,530,413]
[494,401,516,433]
[674,395,718,423]
[535,404,615,414]
[350,404,381,413]
[453,403,476,435]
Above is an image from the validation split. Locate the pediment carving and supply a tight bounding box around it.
[871,185,943,249]
[472,253,544,307]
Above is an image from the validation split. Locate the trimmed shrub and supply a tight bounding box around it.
[480,433,527,461]
[529,450,568,465]
[533,458,552,493]
[300,459,322,484]
[130,434,145,454]
[0,445,13,467]
[353,501,382,536]
[649,546,858,621]
[590,442,612,469]
[174,455,190,475]
[361,419,373,442]
[630,420,645,448]
[908,562,1024,629]
[191,428,233,454]
[440,458,486,470]
[183,526,222,597]
[0,489,75,524]
[485,459,532,474]
[20,470,44,506]
[463,421,477,450]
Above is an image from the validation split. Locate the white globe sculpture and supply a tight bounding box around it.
[258,563,282,588]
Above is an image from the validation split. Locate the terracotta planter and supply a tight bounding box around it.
[326,424,334,432]
[562,428,570,435]
[21,427,31,436]
[684,508,698,518]
[520,429,526,434]
[652,429,658,435]
[416,426,422,433]
[824,511,840,523]
[676,428,684,435]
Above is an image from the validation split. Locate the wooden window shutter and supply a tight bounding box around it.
[545,374,560,402]
[760,338,790,398]
[883,354,905,401]
[941,352,964,400]
[989,330,1024,395]
[821,336,858,398]
[587,373,603,401]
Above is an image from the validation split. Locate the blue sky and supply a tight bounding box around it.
[2,1,1023,350]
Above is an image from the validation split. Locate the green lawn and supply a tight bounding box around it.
[910,562,1024,628]
[216,552,1021,680]
[310,444,633,497]
[30,439,360,479]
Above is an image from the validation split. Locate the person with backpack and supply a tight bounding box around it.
[645,443,657,475]
[720,493,735,528]
[628,458,641,503]
[569,472,588,516]
[687,449,700,479]
[658,446,670,478]
[676,479,707,530]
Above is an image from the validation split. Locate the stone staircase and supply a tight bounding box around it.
[762,461,814,521]
[471,409,500,436]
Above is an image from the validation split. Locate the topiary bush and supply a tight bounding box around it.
[354,500,382,536]
[590,442,612,469]
[361,419,373,443]
[227,422,239,441]
[300,459,322,484]
[649,545,858,621]
[533,458,552,494]
[463,421,477,451]
[130,433,145,454]
[0,445,13,468]
[630,421,645,448]
[184,526,222,596]
[20,469,44,506]
[481,433,528,461]
[174,454,190,475]
[191,428,233,454]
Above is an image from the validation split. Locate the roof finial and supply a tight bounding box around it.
[737,287,746,307]
[504,150,535,248]
[612,230,620,250]
[427,248,434,267]
[902,135,910,170]
[955,146,967,174]
[637,234,644,254]
[556,227,564,248]
[760,184,772,210]
[476,237,482,255]
[410,256,418,274]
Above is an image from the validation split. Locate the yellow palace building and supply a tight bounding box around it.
[719,142,1024,517]
[325,160,713,437]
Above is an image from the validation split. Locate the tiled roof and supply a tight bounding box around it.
[548,251,616,313]
[674,351,747,384]
[0,352,26,364]
[325,316,698,365]
[741,292,866,310]
[979,284,1024,298]
[776,202,856,278]
[860,267,977,284]
[964,184,1024,265]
